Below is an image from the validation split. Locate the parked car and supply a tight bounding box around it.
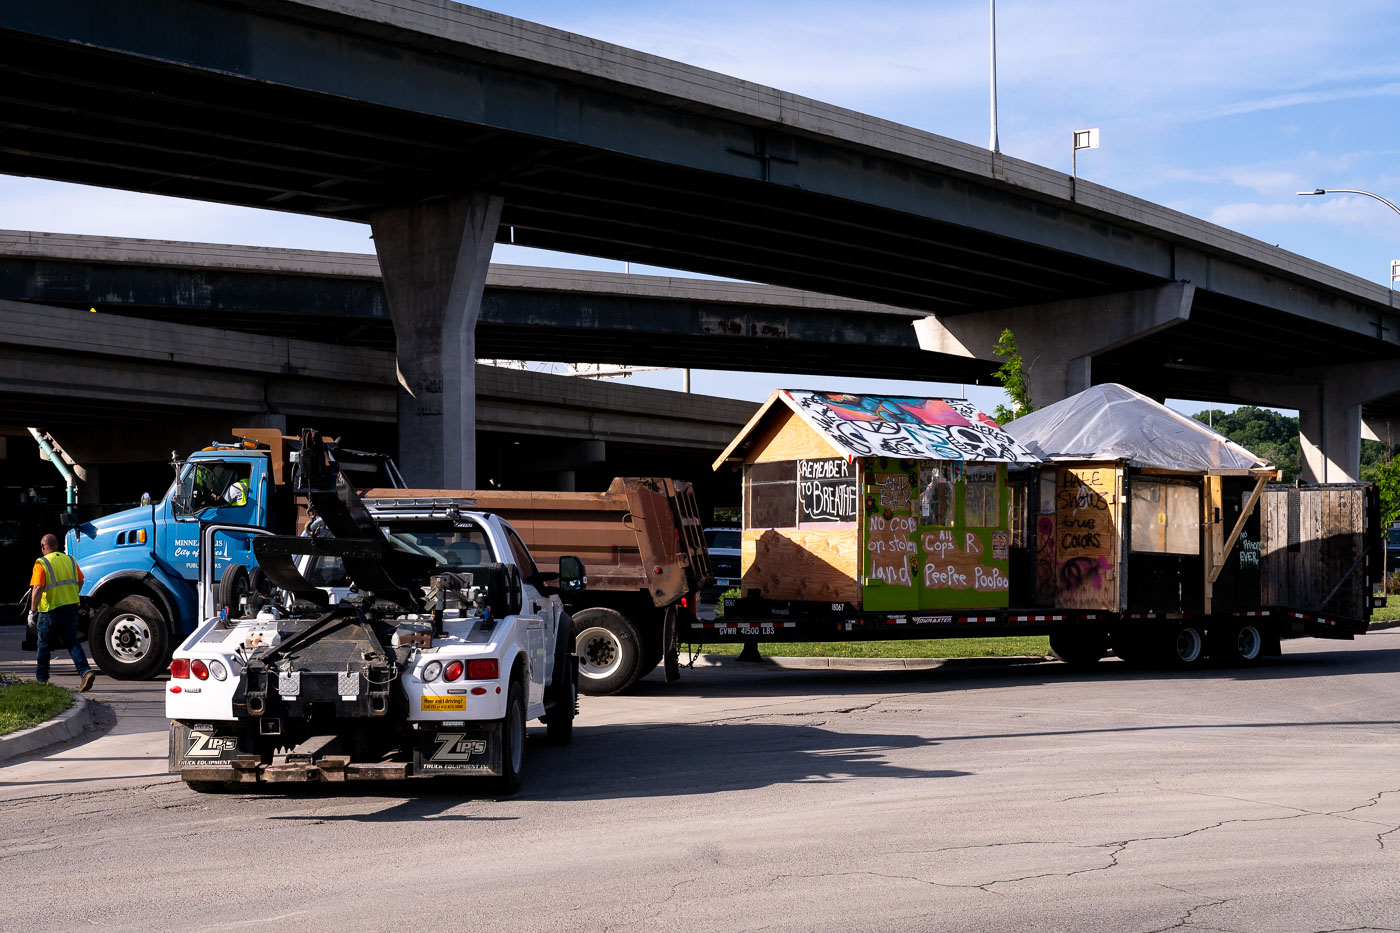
[704,527,741,591]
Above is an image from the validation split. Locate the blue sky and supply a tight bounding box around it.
[4,0,1399,416]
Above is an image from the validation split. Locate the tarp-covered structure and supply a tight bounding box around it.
[1004,383,1271,475]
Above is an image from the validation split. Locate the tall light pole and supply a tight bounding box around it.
[1298,189,1400,290]
[1297,187,1400,217]
[989,0,999,154]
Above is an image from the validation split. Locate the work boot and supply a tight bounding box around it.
[79,670,96,693]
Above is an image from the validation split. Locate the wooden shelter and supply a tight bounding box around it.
[1005,384,1281,615]
[712,390,1040,612]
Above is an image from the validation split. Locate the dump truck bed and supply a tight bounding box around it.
[362,477,711,605]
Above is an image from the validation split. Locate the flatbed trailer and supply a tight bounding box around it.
[698,597,1368,658]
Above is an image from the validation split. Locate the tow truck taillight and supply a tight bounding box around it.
[171,659,190,679]
[444,661,463,682]
[191,660,209,681]
[466,659,498,680]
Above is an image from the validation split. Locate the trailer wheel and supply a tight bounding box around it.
[1161,625,1206,668]
[543,623,576,746]
[1211,622,1264,665]
[1049,630,1106,667]
[572,607,642,695]
[1110,631,1148,665]
[496,677,527,795]
[89,594,171,680]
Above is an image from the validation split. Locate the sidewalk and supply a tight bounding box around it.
[0,632,172,800]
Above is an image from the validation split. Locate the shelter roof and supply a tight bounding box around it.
[1003,383,1271,475]
[713,389,1039,468]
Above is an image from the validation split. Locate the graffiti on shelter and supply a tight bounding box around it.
[785,391,1037,463]
[1055,468,1116,609]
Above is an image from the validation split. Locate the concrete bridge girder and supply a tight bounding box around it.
[912,283,1196,407]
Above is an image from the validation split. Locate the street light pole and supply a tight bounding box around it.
[1297,187,1400,217]
[989,0,1000,154]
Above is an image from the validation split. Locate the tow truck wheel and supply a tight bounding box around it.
[185,781,234,794]
[496,678,527,795]
[572,607,642,696]
[89,595,171,680]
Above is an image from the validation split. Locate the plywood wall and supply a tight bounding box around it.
[1260,485,1367,619]
[1052,465,1121,611]
[742,527,860,604]
[747,408,840,463]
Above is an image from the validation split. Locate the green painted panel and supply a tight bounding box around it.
[861,459,1012,612]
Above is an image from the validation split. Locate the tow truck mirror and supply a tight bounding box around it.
[558,555,587,593]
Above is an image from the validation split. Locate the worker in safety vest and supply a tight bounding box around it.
[223,477,250,508]
[28,533,96,691]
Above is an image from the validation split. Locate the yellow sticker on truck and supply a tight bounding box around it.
[421,695,467,712]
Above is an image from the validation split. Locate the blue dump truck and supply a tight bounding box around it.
[68,429,399,679]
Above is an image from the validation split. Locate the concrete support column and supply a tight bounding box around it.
[371,193,503,487]
[913,283,1195,407]
[1298,395,1362,484]
[1230,359,1400,484]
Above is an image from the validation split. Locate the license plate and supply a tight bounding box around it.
[421,695,466,712]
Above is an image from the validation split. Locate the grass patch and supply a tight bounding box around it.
[1373,596,1400,623]
[0,679,74,737]
[691,635,1051,659]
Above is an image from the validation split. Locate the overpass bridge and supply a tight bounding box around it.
[0,229,941,381]
[2,0,1397,483]
[0,295,757,508]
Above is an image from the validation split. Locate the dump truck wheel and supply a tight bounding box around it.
[543,624,576,746]
[89,594,171,680]
[495,678,527,795]
[1049,630,1106,667]
[572,607,642,695]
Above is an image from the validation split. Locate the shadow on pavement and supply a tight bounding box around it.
[252,721,962,820]
[631,641,1400,701]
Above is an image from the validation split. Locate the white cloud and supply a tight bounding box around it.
[1208,195,1400,230]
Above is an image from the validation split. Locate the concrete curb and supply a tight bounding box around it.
[686,654,1052,672]
[0,693,93,763]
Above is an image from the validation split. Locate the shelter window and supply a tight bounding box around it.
[1130,480,1200,555]
[965,465,1000,528]
[1008,480,1029,546]
[918,462,956,527]
[746,461,797,529]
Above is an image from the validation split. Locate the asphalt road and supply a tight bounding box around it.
[2,633,1399,933]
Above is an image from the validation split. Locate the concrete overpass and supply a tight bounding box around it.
[0,229,943,381]
[2,0,1398,482]
[0,296,757,507]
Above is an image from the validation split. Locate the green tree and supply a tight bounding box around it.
[1192,406,1302,481]
[990,328,1035,424]
[1372,459,1400,528]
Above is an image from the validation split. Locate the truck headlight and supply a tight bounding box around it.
[421,660,442,682]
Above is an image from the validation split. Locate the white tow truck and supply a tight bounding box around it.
[165,430,581,794]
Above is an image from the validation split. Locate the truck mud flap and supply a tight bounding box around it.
[169,720,246,773]
[413,724,502,777]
